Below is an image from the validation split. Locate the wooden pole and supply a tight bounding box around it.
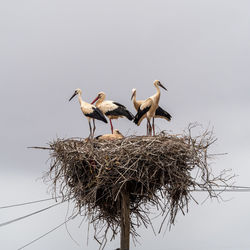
[120,191,130,250]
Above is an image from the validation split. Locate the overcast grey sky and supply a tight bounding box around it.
[1,0,250,249]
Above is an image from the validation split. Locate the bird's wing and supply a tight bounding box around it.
[134,98,152,125]
[113,102,126,108]
[140,98,153,110]
[155,106,172,121]
[104,101,134,120]
[99,101,118,112]
[84,106,108,123]
[95,134,118,140]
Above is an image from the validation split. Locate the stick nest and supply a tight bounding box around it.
[45,125,233,246]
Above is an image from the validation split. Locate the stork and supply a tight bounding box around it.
[91,92,134,133]
[133,80,168,136]
[69,89,107,138]
[131,88,171,135]
[96,129,124,140]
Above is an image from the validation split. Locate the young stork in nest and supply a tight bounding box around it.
[131,88,171,135]
[69,89,107,138]
[134,80,168,136]
[91,92,134,133]
[96,129,124,140]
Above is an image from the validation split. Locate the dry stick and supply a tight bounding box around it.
[64,200,80,247]
[27,146,51,150]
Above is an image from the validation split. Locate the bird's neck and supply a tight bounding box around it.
[154,85,161,103]
[132,93,140,110]
[96,96,105,106]
[78,94,84,105]
[132,93,137,105]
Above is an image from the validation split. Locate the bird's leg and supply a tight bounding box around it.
[92,119,96,137]
[146,119,148,136]
[88,120,92,139]
[147,118,152,136]
[149,123,152,136]
[152,117,155,136]
[109,118,113,134]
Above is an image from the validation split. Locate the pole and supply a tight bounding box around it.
[120,191,130,250]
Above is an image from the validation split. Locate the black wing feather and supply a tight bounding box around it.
[85,107,108,123]
[134,106,150,125]
[113,102,126,108]
[106,106,134,120]
[155,106,172,121]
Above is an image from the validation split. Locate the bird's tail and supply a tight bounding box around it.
[124,110,134,121]
[95,108,108,123]
[100,116,108,123]
[133,113,140,125]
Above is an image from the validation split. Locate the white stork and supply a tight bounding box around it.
[133,80,168,136]
[91,92,134,133]
[69,88,107,138]
[131,88,171,135]
[96,129,124,140]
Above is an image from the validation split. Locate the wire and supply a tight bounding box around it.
[0,197,62,209]
[211,184,250,189]
[0,200,66,228]
[191,188,250,192]
[17,213,77,250]
[1,185,248,210]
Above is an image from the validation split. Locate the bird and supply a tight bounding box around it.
[91,92,134,133]
[96,129,124,140]
[131,88,171,135]
[69,88,107,138]
[131,88,144,111]
[133,80,168,136]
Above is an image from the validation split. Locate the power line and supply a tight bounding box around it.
[211,184,250,189]
[0,200,67,228]
[0,197,62,209]
[193,188,250,192]
[17,213,77,250]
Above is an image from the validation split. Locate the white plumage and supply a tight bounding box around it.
[96,129,124,140]
[131,88,172,134]
[91,92,134,133]
[69,88,107,138]
[134,80,169,136]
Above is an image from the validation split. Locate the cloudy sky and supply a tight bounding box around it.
[1,0,250,249]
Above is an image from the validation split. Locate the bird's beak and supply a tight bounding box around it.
[131,91,135,100]
[159,83,167,91]
[91,95,99,104]
[69,92,77,101]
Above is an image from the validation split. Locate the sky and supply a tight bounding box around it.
[0,0,250,249]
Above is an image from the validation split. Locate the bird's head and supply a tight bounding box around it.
[113,129,123,136]
[113,129,120,134]
[91,92,106,104]
[131,88,136,100]
[69,88,82,102]
[154,80,167,91]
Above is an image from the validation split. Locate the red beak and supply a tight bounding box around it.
[91,96,99,104]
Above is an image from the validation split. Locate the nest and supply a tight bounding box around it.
[44,125,233,247]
